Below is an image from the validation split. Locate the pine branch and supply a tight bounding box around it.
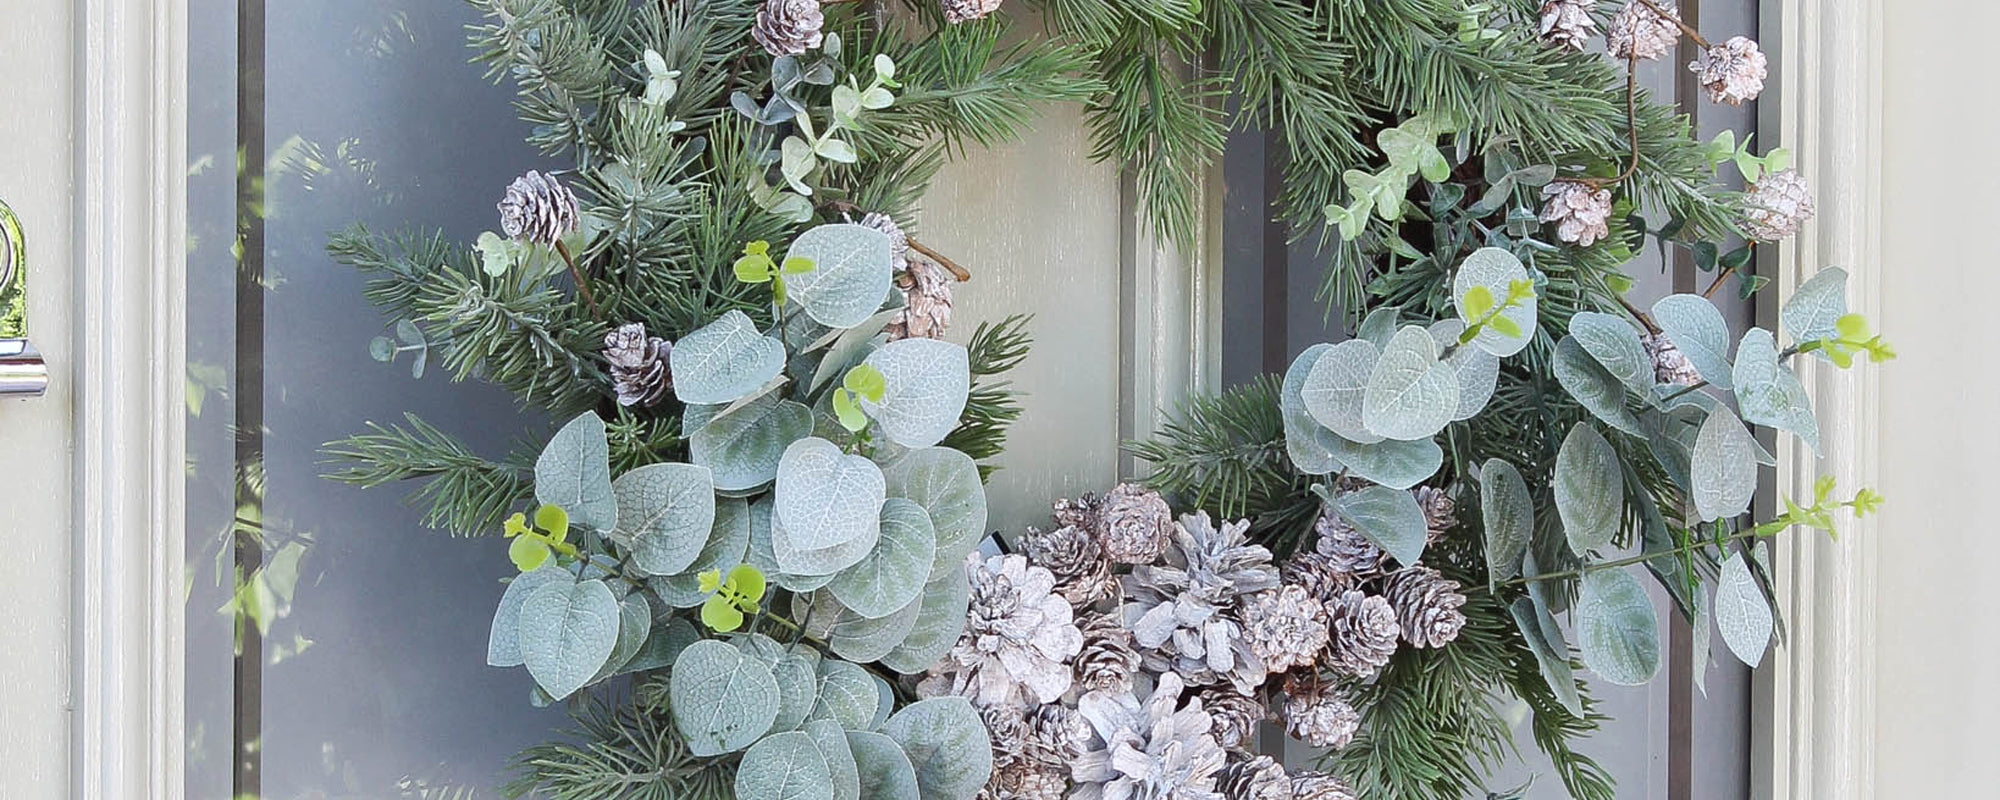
[319,413,534,537]
[1129,376,1320,555]
[941,314,1033,479]
[504,687,735,800]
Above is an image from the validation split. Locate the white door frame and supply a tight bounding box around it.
[69,0,1878,797]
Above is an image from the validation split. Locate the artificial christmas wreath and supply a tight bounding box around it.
[323,1,1890,799]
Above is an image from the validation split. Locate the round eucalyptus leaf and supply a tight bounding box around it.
[518,579,621,701]
[671,639,783,756]
[795,587,924,663]
[1452,247,1537,357]
[808,658,879,730]
[1334,485,1428,568]
[1301,338,1385,443]
[1732,328,1820,453]
[784,223,896,328]
[1552,336,1644,435]
[1714,551,1773,667]
[1569,311,1654,395]
[690,394,815,492]
[1479,458,1534,583]
[881,697,994,800]
[619,616,699,674]
[829,498,937,619]
[774,506,880,577]
[1555,423,1622,556]
[804,720,862,800]
[1691,406,1758,522]
[651,497,753,607]
[776,437,887,551]
[1430,320,1500,420]
[612,463,716,576]
[486,564,572,667]
[736,730,835,800]
[535,412,617,532]
[1361,326,1460,441]
[860,338,971,449]
[879,566,972,674]
[1325,434,1443,490]
[880,448,987,578]
[1280,343,1345,475]
[672,309,789,405]
[847,730,922,800]
[1574,568,1662,686]
[869,674,896,730]
[1781,266,1849,346]
[1356,305,1401,348]
[1650,294,1734,389]
[588,594,654,684]
[769,651,822,734]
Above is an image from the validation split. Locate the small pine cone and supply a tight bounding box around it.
[1217,755,1293,800]
[1691,35,1768,105]
[1280,673,1361,750]
[498,170,580,246]
[1242,585,1332,674]
[1538,0,1599,51]
[1281,551,1355,605]
[942,0,1004,24]
[1608,0,1681,61]
[1073,613,1142,695]
[887,258,954,341]
[1289,771,1359,800]
[1025,704,1094,763]
[1050,492,1104,533]
[1642,331,1704,386]
[603,323,673,407]
[1414,486,1455,544]
[1198,687,1272,751]
[981,763,1067,800]
[1096,483,1175,565]
[1540,180,1614,246]
[1020,525,1115,608]
[1380,566,1468,649]
[751,0,824,57]
[1313,507,1388,580]
[1740,168,1815,242]
[859,212,910,264]
[1323,590,1400,677]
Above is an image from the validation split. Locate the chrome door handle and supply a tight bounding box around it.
[0,199,48,398]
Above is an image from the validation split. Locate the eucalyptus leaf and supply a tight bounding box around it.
[776,437,887,550]
[1691,406,1758,522]
[860,338,971,449]
[1555,423,1622,556]
[773,507,879,576]
[690,394,816,492]
[1281,344,1346,475]
[812,587,925,663]
[784,224,896,328]
[672,639,783,756]
[880,448,987,577]
[1480,458,1534,583]
[673,310,789,405]
[736,731,834,800]
[847,731,922,800]
[589,595,654,683]
[810,307,901,392]
[769,651,822,733]
[1431,320,1500,420]
[1732,328,1820,453]
[1361,326,1459,441]
[1574,568,1662,685]
[1553,336,1644,435]
[809,659,880,730]
[1650,295,1734,389]
[1356,306,1401,347]
[518,579,621,701]
[1781,266,1849,345]
[535,412,618,532]
[881,697,993,800]
[804,720,862,800]
[1714,551,1773,667]
[486,564,571,667]
[1325,435,1444,490]
[1510,596,1583,717]
[1452,247,1537,357]
[879,567,973,674]
[1334,485,1428,567]
[1569,311,1654,395]
[651,497,753,607]
[611,463,717,576]
[829,498,936,619]
[1301,339,1384,443]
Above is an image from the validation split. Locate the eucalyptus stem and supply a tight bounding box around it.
[1501,526,1764,587]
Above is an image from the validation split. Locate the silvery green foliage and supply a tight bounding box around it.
[487,563,572,667]
[1478,459,1533,583]
[860,338,971,448]
[1452,247,1537,357]
[1713,550,1773,667]
[1362,326,1461,440]
[672,639,784,756]
[1650,294,1735,389]
[879,566,972,674]
[847,730,923,800]
[1509,596,1583,717]
[828,498,936,619]
[1553,336,1644,435]
[784,223,896,328]
[1330,484,1428,567]
[775,437,887,553]
[613,462,717,575]
[651,498,754,607]
[1573,568,1661,685]
[737,730,835,800]
[1781,266,1848,346]
[1691,406,1758,522]
[535,412,618,531]
[519,579,621,701]
[1554,423,1621,556]
[671,309,789,405]
[880,697,995,800]
[880,447,988,578]
[688,394,816,492]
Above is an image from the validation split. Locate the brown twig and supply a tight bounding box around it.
[1635,0,1712,49]
[1587,54,1644,190]
[907,239,972,282]
[1701,265,1738,299]
[1616,293,1662,335]
[553,239,602,318]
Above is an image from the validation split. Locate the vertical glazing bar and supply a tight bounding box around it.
[231,0,265,794]
[1262,133,1290,373]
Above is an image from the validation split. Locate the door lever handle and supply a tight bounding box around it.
[0,199,48,398]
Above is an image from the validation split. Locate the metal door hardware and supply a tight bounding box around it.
[0,199,48,398]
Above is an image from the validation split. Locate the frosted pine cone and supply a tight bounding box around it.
[751,0,824,57]
[1414,485,1456,544]
[1691,35,1768,105]
[921,554,1084,709]
[1197,686,1272,751]
[1642,331,1703,386]
[1280,673,1361,750]
[888,258,954,341]
[943,0,1004,24]
[1026,704,1094,763]
[1098,483,1176,565]
[1540,180,1614,246]
[1741,168,1815,241]
[1380,566,1468,649]
[1216,755,1293,800]
[1073,613,1142,695]
[498,170,580,246]
[1072,673,1228,800]
[1313,506,1388,581]
[1121,513,1281,693]
[1051,491,1104,532]
[1290,772,1359,800]
[1323,590,1400,678]
[859,212,910,264]
[982,763,1067,800]
[1020,525,1115,608]
[603,323,672,407]
[1242,586,1332,674]
[1538,0,1599,51]
[1608,0,1681,61]
[981,706,1032,770]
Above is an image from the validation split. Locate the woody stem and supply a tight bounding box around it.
[553,239,601,318]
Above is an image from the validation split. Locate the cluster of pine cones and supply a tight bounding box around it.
[926,482,1466,800]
